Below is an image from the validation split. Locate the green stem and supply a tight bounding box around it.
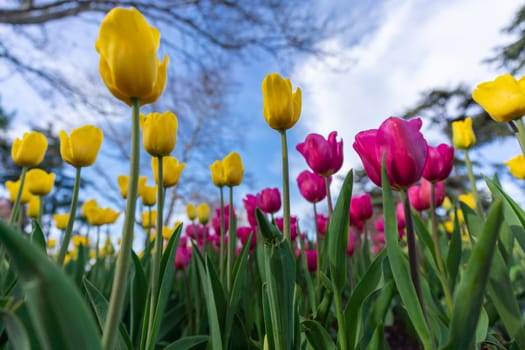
[56,166,81,266]
[313,202,321,295]
[219,187,225,282]
[279,129,291,241]
[464,149,483,218]
[401,190,428,323]
[515,118,525,157]
[227,186,235,292]
[147,156,164,345]
[430,183,453,315]
[96,225,101,262]
[37,195,43,226]
[102,98,141,350]
[325,177,333,218]
[9,166,27,225]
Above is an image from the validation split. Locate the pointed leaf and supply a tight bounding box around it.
[164,335,209,350]
[3,309,30,350]
[302,320,336,350]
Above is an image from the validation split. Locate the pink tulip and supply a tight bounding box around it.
[353,117,428,190]
[420,179,445,207]
[422,144,454,183]
[305,250,318,272]
[237,226,257,249]
[297,170,327,203]
[296,131,343,177]
[316,213,328,236]
[185,223,208,239]
[243,194,258,227]
[276,216,298,240]
[256,188,281,214]
[349,193,373,225]
[375,218,385,233]
[396,202,406,230]
[174,247,191,270]
[408,185,430,212]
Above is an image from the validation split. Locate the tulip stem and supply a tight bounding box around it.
[401,190,428,324]
[227,186,235,292]
[38,195,43,226]
[325,177,333,218]
[313,202,321,295]
[279,129,291,241]
[9,166,27,225]
[430,183,453,315]
[463,149,483,218]
[515,118,525,158]
[219,186,225,282]
[56,166,81,266]
[103,98,141,350]
[147,156,164,347]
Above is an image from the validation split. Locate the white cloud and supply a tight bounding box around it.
[295,0,521,171]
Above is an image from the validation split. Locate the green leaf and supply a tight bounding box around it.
[445,208,462,293]
[164,335,209,350]
[380,160,433,350]
[83,277,133,350]
[302,320,336,350]
[0,221,102,350]
[130,251,147,345]
[30,220,46,252]
[345,249,386,349]
[3,309,30,350]
[224,235,251,349]
[364,325,385,350]
[327,170,353,292]
[487,248,525,348]
[442,200,503,350]
[147,225,182,350]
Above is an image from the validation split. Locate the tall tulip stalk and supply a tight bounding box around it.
[262,73,301,240]
[95,7,169,349]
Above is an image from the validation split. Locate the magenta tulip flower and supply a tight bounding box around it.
[276,216,298,240]
[353,117,428,190]
[175,247,191,270]
[305,250,318,272]
[316,213,328,236]
[408,185,430,212]
[237,226,256,249]
[297,170,327,203]
[256,188,281,214]
[296,131,343,177]
[243,194,258,227]
[420,179,446,207]
[349,193,373,225]
[422,144,454,183]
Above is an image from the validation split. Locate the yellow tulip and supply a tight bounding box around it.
[223,152,244,186]
[142,210,157,229]
[162,226,174,240]
[262,73,302,130]
[442,197,453,212]
[505,154,525,179]
[95,7,169,106]
[27,195,40,218]
[451,117,476,150]
[86,205,106,226]
[209,160,226,187]
[458,193,476,210]
[152,156,185,187]
[140,111,178,157]
[472,74,525,122]
[53,213,69,230]
[5,179,31,204]
[140,184,157,207]
[26,168,55,196]
[47,238,57,249]
[72,235,89,247]
[11,131,48,167]
[197,203,210,225]
[103,208,121,225]
[81,199,98,218]
[443,221,454,234]
[118,175,147,199]
[186,203,197,220]
[59,125,103,167]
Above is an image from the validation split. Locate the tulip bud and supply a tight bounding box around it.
[152,156,185,187]
[186,203,197,220]
[197,203,210,225]
[296,131,343,177]
[140,184,157,207]
[142,210,157,229]
[505,154,525,179]
[11,131,48,167]
[209,160,226,187]
[256,188,281,214]
[27,195,40,218]
[422,144,454,183]
[451,117,476,150]
[59,125,103,167]
[305,250,317,272]
[261,73,302,130]
[140,111,178,157]
[53,213,69,230]
[349,193,373,224]
[296,170,327,203]
[222,152,244,187]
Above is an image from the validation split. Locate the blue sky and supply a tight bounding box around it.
[1,0,523,239]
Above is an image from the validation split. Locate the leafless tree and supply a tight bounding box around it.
[0,0,343,223]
